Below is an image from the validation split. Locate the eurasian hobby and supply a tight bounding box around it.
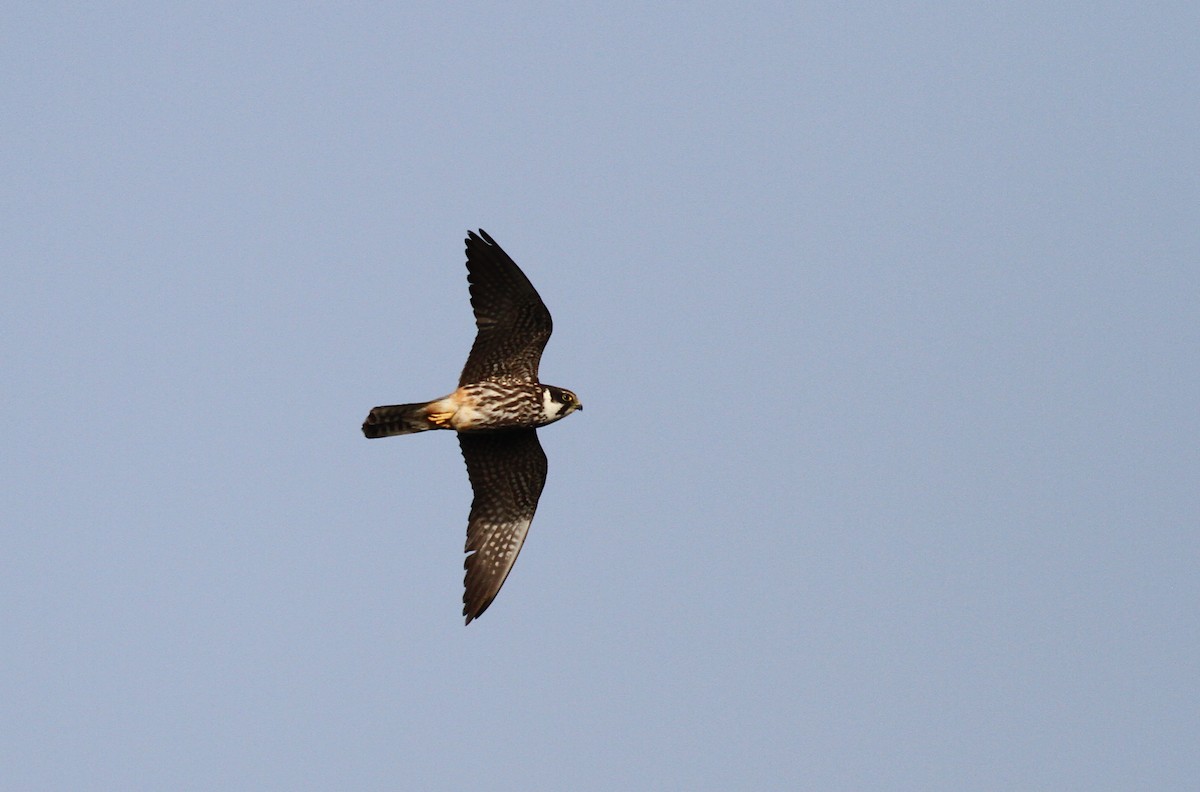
[362,230,582,624]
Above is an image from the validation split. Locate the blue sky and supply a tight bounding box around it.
[3,3,1198,790]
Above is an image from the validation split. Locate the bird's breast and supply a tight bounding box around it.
[450,382,542,431]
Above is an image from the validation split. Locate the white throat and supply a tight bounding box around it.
[541,387,563,420]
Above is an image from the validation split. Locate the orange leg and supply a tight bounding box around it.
[427,411,454,428]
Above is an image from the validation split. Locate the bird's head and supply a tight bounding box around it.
[541,385,583,424]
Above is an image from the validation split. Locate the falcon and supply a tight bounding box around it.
[362,230,582,624]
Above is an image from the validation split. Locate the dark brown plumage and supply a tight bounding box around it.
[361,230,581,624]
[459,429,548,621]
[459,230,553,386]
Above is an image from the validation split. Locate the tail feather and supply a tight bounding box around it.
[362,402,436,438]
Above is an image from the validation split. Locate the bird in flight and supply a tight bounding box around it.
[362,230,582,624]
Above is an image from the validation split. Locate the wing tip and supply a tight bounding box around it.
[463,595,494,626]
[466,228,496,249]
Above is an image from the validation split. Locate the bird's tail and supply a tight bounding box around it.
[362,401,441,438]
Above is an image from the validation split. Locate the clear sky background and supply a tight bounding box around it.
[3,3,1197,790]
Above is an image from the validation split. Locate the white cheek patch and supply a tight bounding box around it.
[542,388,560,418]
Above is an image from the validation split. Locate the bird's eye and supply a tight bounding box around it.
[561,393,573,403]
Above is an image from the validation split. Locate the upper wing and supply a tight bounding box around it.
[458,429,548,624]
[458,230,553,386]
